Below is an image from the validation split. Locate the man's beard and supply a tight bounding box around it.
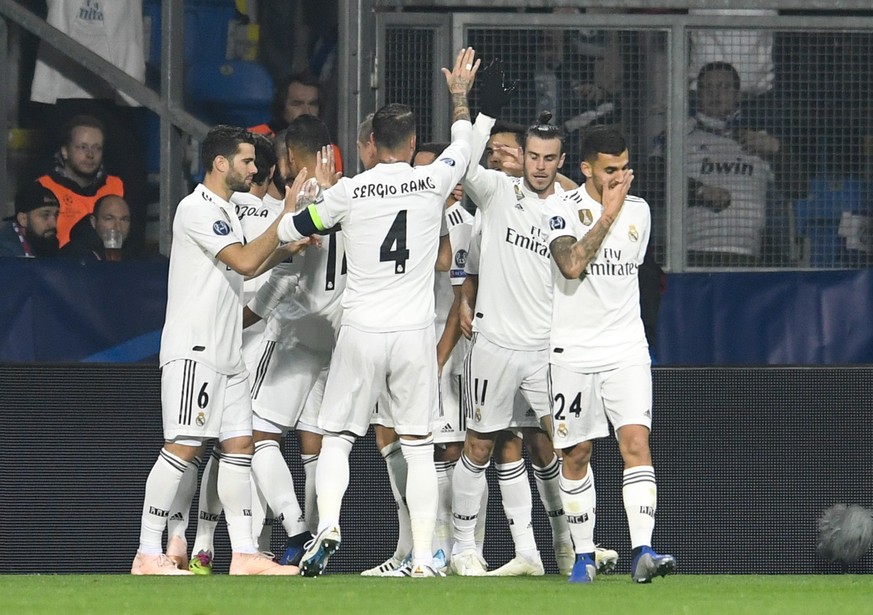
[27,230,59,256]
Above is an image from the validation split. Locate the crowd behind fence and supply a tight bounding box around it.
[378,11,873,272]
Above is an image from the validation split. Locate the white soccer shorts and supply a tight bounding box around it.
[548,362,653,448]
[462,332,550,434]
[161,359,252,442]
[320,325,438,437]
[249,337,330,430]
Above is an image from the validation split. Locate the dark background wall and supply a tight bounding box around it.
[2,364,871,574]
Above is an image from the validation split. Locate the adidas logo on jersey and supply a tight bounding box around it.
[169,512,184,522]
[441,423,454,433]
[515,203,525,210]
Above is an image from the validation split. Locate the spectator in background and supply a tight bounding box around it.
[58,194,132,263]
[356,113,376,173]
[248,72,344,176]
[37,115,124,248]
[0,182,60,258]
[688,9,776,99]
[28,0,147,249]
[653,62,781,267]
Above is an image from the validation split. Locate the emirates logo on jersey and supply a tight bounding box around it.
[578,209,593,226]
[628,225,639,242]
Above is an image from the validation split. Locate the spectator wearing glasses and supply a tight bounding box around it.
[36,114,124,248]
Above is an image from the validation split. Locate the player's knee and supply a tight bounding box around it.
[617,428,651,464]
[463,432,496,465]
[561,441,593,474]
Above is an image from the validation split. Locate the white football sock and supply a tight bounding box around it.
[434,458,456,557]
[475,480,488,557]
[138,448,190,554]
[451,453,489,553]
[382,440,412,560]
[496,459,538,558]
[533,455,571,548]
[622,465,657,549]
[218,452,257,554]
[252,440,307,539]
[166,455,202,541]
[401,437,438,566]
[314,434,354,532]
[559,468,596,554]
[191,449,221,556]
[301,453,319,535]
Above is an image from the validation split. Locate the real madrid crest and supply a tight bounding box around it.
[628,225,639,242]
[578,209,593,226]
[513,183,525,202]
[475,407,482,423]
[557,423,569,438]
[196,412,206,427]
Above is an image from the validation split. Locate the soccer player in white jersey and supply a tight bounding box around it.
[543,126,675,584]
[362,141,466,577]
[245,115,344,567]
[277,47,480,578]
[414,143,475,563]
[450,101,573,576]
[458,116,609,577]
[131,125,309,576]
[163,131,286,572]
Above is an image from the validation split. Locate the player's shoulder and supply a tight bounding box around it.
[552,186,586,207]
[625,194,650,210]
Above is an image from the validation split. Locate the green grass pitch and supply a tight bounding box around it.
[2,574,872,615]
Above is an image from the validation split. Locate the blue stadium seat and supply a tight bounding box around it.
[185,60,273,127]
[794,177,873,267]
[143,0,236,67]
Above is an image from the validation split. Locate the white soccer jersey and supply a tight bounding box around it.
[543,186,651,372]
[280,120,472,332]
[231,191,285,362]
[685,119,774,257]
[160,184,246,374]
[463,114,560,351]
[232,191,285,298]
[435,202,474,331]
[265,231,347,352]
[464,210,483,276]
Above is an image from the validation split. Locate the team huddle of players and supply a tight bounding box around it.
[130,48,675,584]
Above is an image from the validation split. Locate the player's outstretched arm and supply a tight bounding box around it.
[442,47,479,123]
[551,169,633,280]
[217,169,311,277]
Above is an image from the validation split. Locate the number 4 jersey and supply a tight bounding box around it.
[280,120,472,332]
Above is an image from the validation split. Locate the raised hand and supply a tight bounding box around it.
[478,58,519,118]
[442,47,480,123]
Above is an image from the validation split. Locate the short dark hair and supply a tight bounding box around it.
[284,115,331,156]
[698,61,741,92]
[490,120,525,147]
[93,194,129,219]
[357,113,375,144]
[60,114,105,148]
[271,71,322,122]
[414,142,449,159]
[201,125,255,173]
[524,111,564,154]
[579,125,628,163]
[373,103,416,150]
[251,133,277,185]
